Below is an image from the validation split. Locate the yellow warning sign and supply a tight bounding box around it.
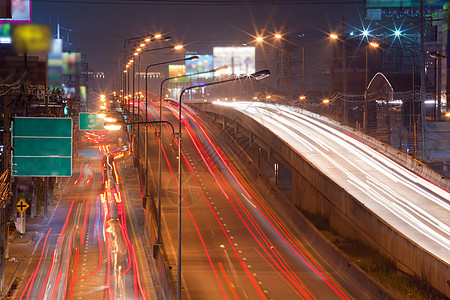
[17,199,30,213]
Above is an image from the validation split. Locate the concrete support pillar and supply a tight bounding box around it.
[292,171,301,208]
[234,123,238,137]
[291,169,322,213]
[222,117,226,130]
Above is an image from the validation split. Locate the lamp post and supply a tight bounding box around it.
[137,40,175,98]
[176,70,270,299]
[155,65,227,246]
[121,34,155,113]
[132,45,184,168]
[363,41,379,132]
[140,56,199,211]
[329,32,348,123]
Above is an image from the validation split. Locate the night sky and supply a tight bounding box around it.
[32,0,365,92]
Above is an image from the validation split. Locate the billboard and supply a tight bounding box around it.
[0,23,11,43]
[80,86,87,103]
[168,65,189,83]
[62,52,81,75]
[48,39,63,87]
[366,0,446,7]
[186,54,214,79]
[0,0,31,23]
[213,47,255,76]
[12,24,51,52]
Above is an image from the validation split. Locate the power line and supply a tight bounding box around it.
[34,0,364,6]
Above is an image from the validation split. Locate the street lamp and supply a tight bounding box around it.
[139,56,199,211]
[129,45,184,168]
[364,41,380,132]
[175,69,270,300]
[155,65,228,246]
[329,32,348,123]
[121,34,156,112]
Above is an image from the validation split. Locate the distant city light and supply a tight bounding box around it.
[394,30,401,36]
[362,30,369,37]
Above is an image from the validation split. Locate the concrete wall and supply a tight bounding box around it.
[193,103,450,298]
[292,107,450,191]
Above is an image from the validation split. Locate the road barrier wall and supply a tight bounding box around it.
[194,103,450,298]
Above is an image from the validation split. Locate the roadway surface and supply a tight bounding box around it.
[140,100,369,299]
[215,101,450,265]
[18,139,155,299]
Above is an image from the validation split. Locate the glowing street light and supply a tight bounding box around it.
[173,44,183,50]
[256,36,263,42]
[274,33,282,39]
[369,42,379,48]
[329,33,338,39]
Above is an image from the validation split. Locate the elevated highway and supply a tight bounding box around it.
[192,101,450,297]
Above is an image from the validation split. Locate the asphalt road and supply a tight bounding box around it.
[18,141,153,300]
[140,100,366,299]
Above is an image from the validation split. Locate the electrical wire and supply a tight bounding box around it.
[34,0,364,5]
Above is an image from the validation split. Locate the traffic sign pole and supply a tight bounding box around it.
[16,199,29,234]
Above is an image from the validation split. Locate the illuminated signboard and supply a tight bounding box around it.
[80,86,87,103]
[0,24,11,43]
[213,47,255,76]
[186,54,214,79]
[62,52,81,75]
[48,39,63,87]
[0,0,31,23]
[168,65,189,83]
[12,24,51,52]
[366,0,445,7]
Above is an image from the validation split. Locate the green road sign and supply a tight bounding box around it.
[12,117,73,177]
[79,113,105,130]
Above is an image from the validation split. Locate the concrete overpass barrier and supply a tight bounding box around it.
[290,107,450,191]
[193,102,450,298]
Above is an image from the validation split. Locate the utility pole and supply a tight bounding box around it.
[342,13,348,124]
[420,0,427,160]
[0,94,11,293]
